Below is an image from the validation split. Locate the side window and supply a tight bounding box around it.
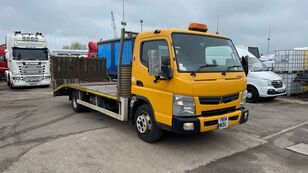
[141,40,170,69]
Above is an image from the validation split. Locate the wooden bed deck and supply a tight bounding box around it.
[53,82,119,100]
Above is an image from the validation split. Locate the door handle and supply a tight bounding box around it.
[136,80,144,87]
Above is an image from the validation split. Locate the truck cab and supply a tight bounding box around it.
[131,24,248,137]
[5,31,51,88]
[236,47,286,102]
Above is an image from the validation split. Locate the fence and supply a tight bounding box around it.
[51,56,108,89]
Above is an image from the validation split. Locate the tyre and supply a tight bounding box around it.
[134,104,162,143]
[7,78,10,86]
[71,92,86,112]
[246,86,259,103]
[9,81,15,89]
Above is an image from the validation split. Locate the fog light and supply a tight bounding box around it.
[244,112,248,120]
[183,122,194,131]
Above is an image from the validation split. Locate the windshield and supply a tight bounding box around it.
[248,57,268,72]
[172,33,243,72]
[13,48,48,60]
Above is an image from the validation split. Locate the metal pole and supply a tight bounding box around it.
[267,25,271,54]
[140,20,143,32]
[216,14,219,34]
[117,27,125,98]
[122,0,125,22]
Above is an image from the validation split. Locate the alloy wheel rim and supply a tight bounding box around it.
[136,113,151,134]
[247,91,253,99]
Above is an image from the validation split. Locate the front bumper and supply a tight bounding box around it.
[258,85,286,97]
[165,108,249,134]
[11,75,51,87]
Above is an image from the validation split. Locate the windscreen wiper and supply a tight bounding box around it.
[226,65,242,71]
[190,64,218,76]
[197,64,218,72]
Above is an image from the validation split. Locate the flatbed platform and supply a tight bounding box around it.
[53,82,118,100]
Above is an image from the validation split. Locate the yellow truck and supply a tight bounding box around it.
[52,23,249,142]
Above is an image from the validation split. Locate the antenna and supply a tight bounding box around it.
[140,20,143,32]
[216,14,219,34]
[121,0,126,27]
[267,24,271,54]
[111,11,117,38]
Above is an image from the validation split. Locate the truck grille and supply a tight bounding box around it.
[271,80,283,88]
[201,106,236,117]
[19,63,45,75]
[199,93,239,105]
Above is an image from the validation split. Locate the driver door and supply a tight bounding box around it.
[132,38,174,126]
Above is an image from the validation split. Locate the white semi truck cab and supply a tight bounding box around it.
[5,31,50,88]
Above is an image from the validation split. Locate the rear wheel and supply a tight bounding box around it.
[71,91,86,112]
[134,104,162,143]
[246,86,259,103]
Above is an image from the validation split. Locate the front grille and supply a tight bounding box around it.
[19,64,45,75]
[271,80,283,88]
[199,93,239,105]
[201,106,236,117]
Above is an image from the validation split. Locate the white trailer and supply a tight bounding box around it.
[5,31,50,88]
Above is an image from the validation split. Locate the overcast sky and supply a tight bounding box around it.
[1,0,307,54]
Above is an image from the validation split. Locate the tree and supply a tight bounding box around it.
[62,41,87,50]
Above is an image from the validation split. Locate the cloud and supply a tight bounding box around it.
[1,0,307,53]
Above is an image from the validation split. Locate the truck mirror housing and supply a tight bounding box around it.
[241,56,249,76]
[148,50,161,76]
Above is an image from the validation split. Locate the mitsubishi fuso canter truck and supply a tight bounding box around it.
[52,23,249,142]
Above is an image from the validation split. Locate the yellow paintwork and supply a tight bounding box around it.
[53,83,118,100]
[305,50,308,70]
[199,110,242,132]
[132,29,247,131]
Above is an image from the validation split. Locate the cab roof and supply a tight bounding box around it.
[136,29,230,40]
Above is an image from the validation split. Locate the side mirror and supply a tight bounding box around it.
[241,56,249,76]
[148,50,161,76]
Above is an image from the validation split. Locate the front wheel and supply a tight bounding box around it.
[134,104,162,143]
[9,81,15,89]
[246,86,259,103]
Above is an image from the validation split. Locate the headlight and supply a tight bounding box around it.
[240,90,247,108]
[173,94,195,116]
[262,79,272,86]
[12,76,21,81]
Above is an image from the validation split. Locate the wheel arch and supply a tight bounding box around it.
[247,84,259,94]
[130,95,155,124]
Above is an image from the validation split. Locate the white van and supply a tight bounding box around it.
[236,47,286,102]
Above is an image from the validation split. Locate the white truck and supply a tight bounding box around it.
[236,47,286,102]
[5,31,51,88]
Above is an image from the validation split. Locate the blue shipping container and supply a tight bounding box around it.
[98,39,134,76]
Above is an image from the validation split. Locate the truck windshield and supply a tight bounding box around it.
[172,33,243,72]
[248,57,269,72]
[13,48,48,60]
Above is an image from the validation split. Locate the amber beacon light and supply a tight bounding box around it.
[188,23,208,32]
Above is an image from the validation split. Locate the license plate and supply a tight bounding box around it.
[218,117,228,129]
[25,77,41,82]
